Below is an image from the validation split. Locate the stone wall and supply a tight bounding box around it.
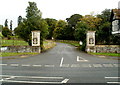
[1,46,41,53]
[95,45,120,53]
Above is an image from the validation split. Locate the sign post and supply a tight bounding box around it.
[86,31,96,53]
[32,31,41,53]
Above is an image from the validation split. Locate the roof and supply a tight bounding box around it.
[111,9,120,20]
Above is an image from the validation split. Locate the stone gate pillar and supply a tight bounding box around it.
[31,31,41,53]
[86,31,96,53]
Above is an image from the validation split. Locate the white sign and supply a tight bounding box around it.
[86,31,96,46]
[32,31,40,46]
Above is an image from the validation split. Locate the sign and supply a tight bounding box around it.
[32,31,40,46]
[86,31,96,47]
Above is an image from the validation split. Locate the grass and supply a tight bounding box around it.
[1,39,28,46]
[89,53,120,57]
[1,40,56,57]
[1,52,39,57]
[55,40,79,47]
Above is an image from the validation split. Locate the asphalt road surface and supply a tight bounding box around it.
[1,43,120,85]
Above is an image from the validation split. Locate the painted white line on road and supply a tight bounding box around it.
[61,79,69,83]
[0,64,7,66]
[61,64,69,67]
[32,65,42,67]
[44,65,55,67]
[93,64,102,67]
[21,64,30,67]
[71,64,80,67]
[0,80,62,84]
[60,57,64,67]
[107,82,120,84]
[77,56,88,62]
[10,64,19,66]
[0,75,63,79]
[105,77,120,79]
[103,64,113,67]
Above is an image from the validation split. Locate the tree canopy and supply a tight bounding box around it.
[15,2,48,51]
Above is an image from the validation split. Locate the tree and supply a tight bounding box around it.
[2,27,12,38]
[18,16,23,26]
[74,22,88,41]
[53,20,67,39]
[80,15,102,30]
[44,18,57,39]
[4,19,8,27]
[97,9,111,23]
[15,2,48,51]
[96,22,111,44]
[66,14,83,40]
[10,20,12,31]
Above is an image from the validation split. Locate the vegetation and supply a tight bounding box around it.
[14,2,48,52]
[1,1,119,53]
[56,40,79,47]
[89,53,120,57]
[2,52,38,57]
[1,39,28,46]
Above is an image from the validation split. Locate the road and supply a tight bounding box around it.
[1,43,120,85]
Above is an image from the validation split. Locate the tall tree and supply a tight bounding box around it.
[53,20,67,39]
[15,2,48,51]
[66,14,83,40]
[10,20,12,31]
[44,18,57,39]
[4,19,8,27]
[18,16,23,26]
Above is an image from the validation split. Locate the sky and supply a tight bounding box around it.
[0,0,119,28]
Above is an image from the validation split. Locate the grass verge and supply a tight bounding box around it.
[1,52,39,57]
[1,40,56,57]
[55,40,79,47]
[89,52,120,57]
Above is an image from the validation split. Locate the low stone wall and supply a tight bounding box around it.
[1,46,41,53]
[95,45,120,53]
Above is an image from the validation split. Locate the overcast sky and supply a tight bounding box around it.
[0,0,119,28]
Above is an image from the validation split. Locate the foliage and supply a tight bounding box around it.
[66,14,83,39]
[4,19,8,27]
[14,2,48,51]
[44,18,57,39]
[10,20,12,31]
[53,20,67,39]
[2,27,12,38]
[80,15,102,30]
[74,22,88,41]
[18,16,23,26]
[96,22,111,44]
[89,53,120,57]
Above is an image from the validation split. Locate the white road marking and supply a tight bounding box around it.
[113,64,119,67]
[60,57,64,67]
[0,80,62,84]
[0,64,7,66]
[0,75,66,84]
[61,79,69,83]
[71,64,80,67]
[44,65,55,67]
[107,82,120,84]
[105,77,120,79]
[0,75,63,79]
[77,56,88,62]
[61,64,69,67]
[32,65,42,67]
[81,64,92,67]
[103,64,113,67]
[21,64,30,67]
[93,64,102,67]
[10,64,19,66]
